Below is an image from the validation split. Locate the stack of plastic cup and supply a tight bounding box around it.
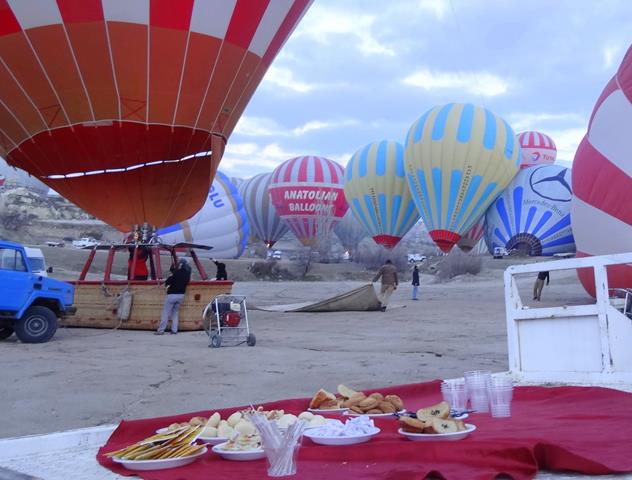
[464,370,492,413]
[440,379,468,411]
[487,376,514,418]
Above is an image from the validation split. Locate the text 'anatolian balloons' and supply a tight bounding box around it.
[572,45,632,296]
[157,171,248,259]
[269,156,348,246]
[485,165,575,256]
[239,172,288,248]
[0,1,312,231]
[405,103,521,252]
[344,140,420,249]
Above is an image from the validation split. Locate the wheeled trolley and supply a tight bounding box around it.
[202,295,256,348]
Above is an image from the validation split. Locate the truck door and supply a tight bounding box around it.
[0,247,33,314]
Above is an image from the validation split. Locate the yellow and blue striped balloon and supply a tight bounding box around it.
[405,103,520,252]
[344,140,420,249]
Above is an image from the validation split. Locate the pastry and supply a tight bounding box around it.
[309,388,336,409]
[384,395,404,411]
[417,401,450,420]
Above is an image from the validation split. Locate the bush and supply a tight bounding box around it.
[436,250,482,281]
[248,260,296,281]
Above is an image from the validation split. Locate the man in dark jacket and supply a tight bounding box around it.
[155,259,191,334]
[214,260,227,280]
[533,271,550,301]
[372,259,398,312]
[411,265,420,300]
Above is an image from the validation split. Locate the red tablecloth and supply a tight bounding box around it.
[97,380,632,479]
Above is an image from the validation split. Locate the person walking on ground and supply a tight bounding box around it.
[533,271,550,301]
[372,259,398,312]
[214,260,227,280]
[156,258,191,335]
[411,265,420,300]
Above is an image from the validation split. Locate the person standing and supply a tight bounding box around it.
[372,259,398,312]
[533,271,550,301]
[411,265,420,300]
[214,260,227,280]
[156,258,191,335]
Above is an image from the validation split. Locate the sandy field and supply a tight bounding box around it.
[1,247,593,440]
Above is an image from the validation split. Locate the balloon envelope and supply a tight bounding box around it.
[571,45,632,296]
[344,141,420,248]
[334,210,368,252]
[269,156,348,246]
[517,131,557,169]
[157,171,248,259]
[485,165,574,256]
[239,172,288,248]
[405,103,521,253]
[0,1,312,231]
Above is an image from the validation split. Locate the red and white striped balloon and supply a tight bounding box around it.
[269,156,348,246]
[457,216,485,252]
[571,45,632,296]
[517,131,557,169]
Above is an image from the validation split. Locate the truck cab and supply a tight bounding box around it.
[0,241,75,343]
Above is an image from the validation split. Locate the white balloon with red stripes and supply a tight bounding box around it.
[269,156,348,246]
[517,131,557,169]
[571,45,632,297]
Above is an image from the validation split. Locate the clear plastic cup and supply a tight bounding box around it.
[488,377,514,418]
[441,379,468,411]
[267,442,301,477]
[464,370,492,413]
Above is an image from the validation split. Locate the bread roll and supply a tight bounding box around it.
[368,392,384,402]
[207,412,221,428]
[349,405,364,414]
[378,401,397,413]
[189,416,207,426]
[384,395,404,411]
[309,415,326,426]
[234,420,256,436]
[298,411,314,421]
[358,397,379,410]
[217,423,235,438]
[277,414,298,429]
[227,412,242,427]
[201,426,218,437]
[366,409,383,414]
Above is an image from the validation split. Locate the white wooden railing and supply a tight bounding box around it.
[504,252,632,385]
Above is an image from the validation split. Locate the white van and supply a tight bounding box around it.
[24,247,50,276]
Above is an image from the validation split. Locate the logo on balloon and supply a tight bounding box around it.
[531,152,541,162]
[529,166,572,202]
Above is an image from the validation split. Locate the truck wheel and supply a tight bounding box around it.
[0,327,14,340]
[15,306,58,344]
[246,333,256,347]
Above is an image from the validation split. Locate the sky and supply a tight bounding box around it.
[220,0,632,179]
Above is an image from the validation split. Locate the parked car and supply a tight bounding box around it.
[72,237,98,248]
[0,240,75,343]
[407,253,427,263]
[24,247,52,277]
[493,247,509,259]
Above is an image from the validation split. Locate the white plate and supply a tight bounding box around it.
[303,427,380,445]
[344,410,405,418]
[197,435,229,445]
[307,407,348,413]
[111,446,207,471]
[398,423,476,442]
[211,442,266,461]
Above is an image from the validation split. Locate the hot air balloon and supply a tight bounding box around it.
[572,45,632,296]
[517,131,557,169]
[239,172,288,248]
[269,156,348,246]
[157,171,248,258]
[334,210,368,253]
[405,103,521,253]
[485,165,574,256]
[0,1,312,232]
[344,141,420,249]
[457,216,485,252]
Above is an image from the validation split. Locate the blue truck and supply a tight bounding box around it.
[0,240,76,343]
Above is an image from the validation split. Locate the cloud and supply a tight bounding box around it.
[507,112,585,133]
[545,127,586,165]
[603,43,625,70]
[233,116,359,138]
[402,69,510,97]
[263,66,317,93]
[418,0,450,20]
[294,4,395,57]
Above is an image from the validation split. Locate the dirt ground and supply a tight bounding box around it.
[1,249,592,439]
